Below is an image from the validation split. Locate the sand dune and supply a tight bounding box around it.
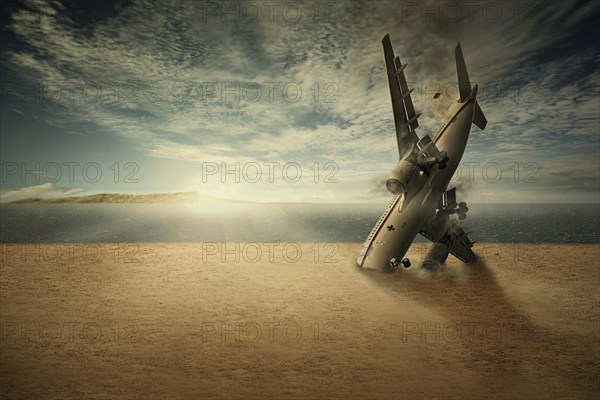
[1,243,598,399]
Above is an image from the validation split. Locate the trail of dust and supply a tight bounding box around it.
[358,254,599,396]
[359,257,534,328]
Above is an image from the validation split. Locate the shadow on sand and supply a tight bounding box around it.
[355,256,598,396]
[357,257,542,383]
[358,257,535,331]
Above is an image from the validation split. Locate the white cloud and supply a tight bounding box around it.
[2,0,598,203]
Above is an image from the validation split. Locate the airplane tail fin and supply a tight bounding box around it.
[455,43,471,102]
[455,42,487,130]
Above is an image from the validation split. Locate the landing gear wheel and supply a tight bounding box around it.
[457,211,467,220]
[437,152,450,168]
[401,258,411,268]
[458,202,468,212]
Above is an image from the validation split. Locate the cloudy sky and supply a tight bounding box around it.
[0,0,598,203]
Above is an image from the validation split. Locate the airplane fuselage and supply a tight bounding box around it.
[357,99,476,271]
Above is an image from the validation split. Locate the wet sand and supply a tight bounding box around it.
[1,243,598,399]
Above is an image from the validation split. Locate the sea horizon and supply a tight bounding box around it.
[1,203,598,244]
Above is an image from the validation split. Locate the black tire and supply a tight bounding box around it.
[458,211,466,220]
[401,258,411,268]
[437,152,449,163]
[438,162,447,170]
[458,202,467,211]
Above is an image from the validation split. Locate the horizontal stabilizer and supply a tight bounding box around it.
[473,101,487,130]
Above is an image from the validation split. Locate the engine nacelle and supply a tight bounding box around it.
[422,242,450,270]
[385,160,416,195]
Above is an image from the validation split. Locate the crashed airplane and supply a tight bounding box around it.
[357,34,487,271]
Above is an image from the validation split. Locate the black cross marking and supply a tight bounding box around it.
[387,225,395,231]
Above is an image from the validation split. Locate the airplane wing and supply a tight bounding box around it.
[446,219,476,263]
[382,34,420,159]
[420,219,476,263]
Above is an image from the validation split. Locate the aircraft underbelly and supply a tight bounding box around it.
[359,191,429,271]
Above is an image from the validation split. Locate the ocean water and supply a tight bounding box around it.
[0,203,598,243]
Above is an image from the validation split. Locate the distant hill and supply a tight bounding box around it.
[8,192,214,204]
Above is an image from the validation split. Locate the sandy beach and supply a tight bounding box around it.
[1,242,598,399]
